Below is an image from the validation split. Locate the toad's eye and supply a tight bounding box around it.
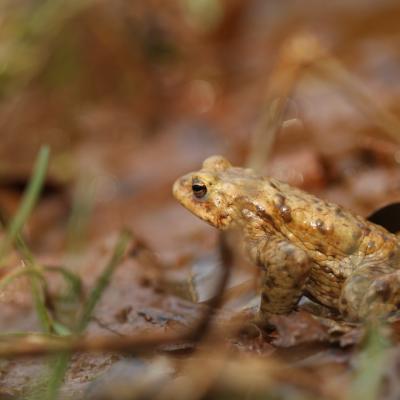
[192,183,207,198]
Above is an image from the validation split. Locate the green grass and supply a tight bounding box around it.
[349,324,389,400]
[65,177,97,259]
[0,145,50,262]
[77,229,132,332]
[0,146,54,333]
[40,229,132,400]
[0,146,134,399]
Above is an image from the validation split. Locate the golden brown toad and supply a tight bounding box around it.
[173,155,400,322]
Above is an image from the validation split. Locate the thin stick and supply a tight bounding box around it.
[0,330,185,358]
[188,232,233,343]
[247,35,320,171]
[311,56,400,143]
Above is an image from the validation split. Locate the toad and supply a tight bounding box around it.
[173,155,400,322]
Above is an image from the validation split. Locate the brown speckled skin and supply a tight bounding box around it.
[173,156,400,321]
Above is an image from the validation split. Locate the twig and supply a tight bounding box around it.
[247,35,321,171]
[248,32,400,171]
[187,232,233,343]
[311,55,400,143]
[0,330,185,358]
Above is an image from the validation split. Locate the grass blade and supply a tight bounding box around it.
[0,261,53,333]
[17,234,83,331]
[0,265,45,291]
[14,235,54,333]
[65,177,96,257]
[0,145,52,331]
[32,229,132,400]
[0,145,50,261]
[77,229,132,332]
[44,265,83,301]
[25,351,71,400]
[43,352,70,400]
[29,272,53,333]
[349,324,389,400]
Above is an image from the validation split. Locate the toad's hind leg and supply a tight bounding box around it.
[258,240,311,318]
[339,265,400,321]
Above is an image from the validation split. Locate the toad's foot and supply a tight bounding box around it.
[340,267,400,321]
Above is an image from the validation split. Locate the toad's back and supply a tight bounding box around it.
[258,178,400,270]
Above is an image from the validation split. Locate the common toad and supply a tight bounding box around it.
[173,155,400,322]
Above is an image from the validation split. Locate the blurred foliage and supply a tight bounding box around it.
[0,0,91,96]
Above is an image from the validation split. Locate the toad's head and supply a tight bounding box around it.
[173,155,258,230]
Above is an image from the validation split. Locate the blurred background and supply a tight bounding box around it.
[2,0,400,255]
[2,1,400,398]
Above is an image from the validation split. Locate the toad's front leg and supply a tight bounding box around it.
[249,238,311,320]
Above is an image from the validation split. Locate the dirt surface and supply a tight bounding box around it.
[2,1,400,399]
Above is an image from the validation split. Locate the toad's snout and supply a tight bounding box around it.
[172,175,191,203]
